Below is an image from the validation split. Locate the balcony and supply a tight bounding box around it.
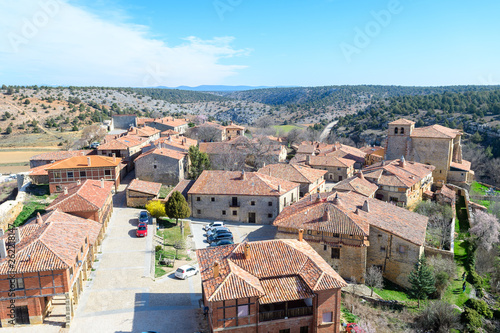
[259,300,313,322]
[229,201,240,207]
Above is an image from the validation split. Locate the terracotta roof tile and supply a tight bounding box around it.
[47,179,114,212]
[362,159,434,188]
[30,150,92,161]
[127,126,160,137]
[98,135,147,150]
[127,179,162,196]
[309,155,355,168]
[411,124,461,139]
[29,163,53,176]
[258,164,326,184]
[450,159,472,171]
[389,119,415,125]
[333,173,379,197]
[45,155,121,169]
[135,147,187,162]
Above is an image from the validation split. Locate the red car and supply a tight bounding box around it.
[346,323,366,333]
[136,223,148,237]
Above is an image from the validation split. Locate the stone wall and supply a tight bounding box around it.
[409,137,452,184]
[0,175,30,231]
[424,246,454,261]
[112,115,137,129]
[135,153,186,186]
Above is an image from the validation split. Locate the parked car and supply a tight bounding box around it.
[138,211,149,223]
[175,265,199,279]
[203,221,224,231]
[210,239,234,247]
[90,142,100,148]
[136,224,148,237]
[206,226,230,238]
[207,229,232,241]
[346,323,366,333]
[208,232,233,244]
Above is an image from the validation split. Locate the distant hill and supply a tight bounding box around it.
[162,85,272,92]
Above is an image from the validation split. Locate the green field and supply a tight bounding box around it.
[272,125,302,135]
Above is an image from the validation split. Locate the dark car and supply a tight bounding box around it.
[207,229,232,242]
[139,211,149,224]
[208,232,233,244]
[210,239,234,247]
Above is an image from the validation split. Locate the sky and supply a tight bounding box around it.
[0,0,499,87]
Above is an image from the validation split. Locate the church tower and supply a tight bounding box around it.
[385,119,415,160]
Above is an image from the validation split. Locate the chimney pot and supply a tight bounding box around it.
[213,261,220,279]
[112,153,116,163]
[241,170,246,180]
[77,179,81,186]
[244,243,251,259]
[15,228,21,244]
[298,228,304,242]
[278,184,282,193]
[87,156,91,166]
[0,239,6,259]
[36,212,43,224]
[101,178,105,188]
[362,200,370,212]
[63,187,68,195]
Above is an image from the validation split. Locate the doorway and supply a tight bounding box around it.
[14,306,30,325]
[248,212,256,223]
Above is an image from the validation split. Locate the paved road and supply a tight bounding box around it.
[189,219,277,250]
[319,120,338,142]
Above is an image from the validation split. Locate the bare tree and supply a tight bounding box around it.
[210,146,246,171]
[253,116,276,129]
[80,124,106,147]
[364,265,383,297]
[186,125,223,142]
[414,301,462,333]
[415,201,453,249]
[470,210,500,251]
[286,128,307,146]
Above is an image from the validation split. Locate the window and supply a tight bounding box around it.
[268,201,272,206]
[337,167,341,171]
[323,245,327,251]
[307,230,312,235]
[196,197,201,201]
[400,127,404,134]
[399,245,407,253]
[222,210,226,215]
[268,213,272,218]
[300,326,309,333]
[250,201,255,206]
[67,171,74,178]
[80,171,86,177]
[13,278,24,290]
[232,211,237,216]
[322,312,333,323]
[237,304,249,317]
[69,267,74,279]
[333,233,339,238]
[154,165,157,169]
[380,246,386,252]
[279,330,290,333]
[329,174,333,180]
[54,172,61,179]
[211,197,215,202]
[331,248,340,259]
[394,127,398,134]
[105,170,111,176]
[197,210,201,214]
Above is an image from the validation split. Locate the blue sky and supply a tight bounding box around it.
[0,0,499,87]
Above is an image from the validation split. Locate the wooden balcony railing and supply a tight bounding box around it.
[259,306,313,322]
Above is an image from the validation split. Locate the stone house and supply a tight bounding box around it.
[152,135,197,153]
[126,179,162,208]
[126,126,161,142]
[307,155,355,182]
[149,117,189,134]
[332,172,379,198]
[112,114,137,129]
[322,144,367,170]
[274,191,428,288]
[188,170,300,224]
[362,158,435,208]
[28,163,53,185]
[197,239,347,333]
[258,163,327,197]
[136,117,154,128]
[134,147,188,186]
[360,146,385,166]
[46,179,114,230]
[385,118,474,185]
[189,122,227,142]
[46,155,122,194]
[0,210,102,327]
[29,150,92,169]
[96,135,149,172]
[224,122,245,141]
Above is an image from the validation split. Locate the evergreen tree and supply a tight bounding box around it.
[188,145,210,180]
[165,191,191,236]
[408,256,436,308]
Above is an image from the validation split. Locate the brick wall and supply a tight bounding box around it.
[316,289,342,333]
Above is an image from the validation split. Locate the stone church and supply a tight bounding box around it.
[385,119,474,186]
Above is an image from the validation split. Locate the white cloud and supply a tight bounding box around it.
[0,0,248,86]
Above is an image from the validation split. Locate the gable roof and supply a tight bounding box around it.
[389,119,415,125]
[0,210,101,274]
[97,135,147,150]
[127,126,160,138]
[411,124,461,139]
[135,147,187,162]
[196,239,347,303]
[275,191,428,246]
[333,173,379,197]
[309,155,355,168]
[258,163,327,184]
[47,179,114,212]
[362,159,435,188]
[29,163,52,176]
[45,155,122,170]
[188,170,299,197]
[127,179,162,196]
[30,150,92,162]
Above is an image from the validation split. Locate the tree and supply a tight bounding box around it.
[415,201,453,249]
[188,145,210,179]
[469,210,500,251]
[415,301,462,333]
[165,191,191,236]
[80,124,106,146]
[145,200,166,219]
[408,256,436,308]
[5,126,12,134]
[364,265,383,297]
[6,87,14,95]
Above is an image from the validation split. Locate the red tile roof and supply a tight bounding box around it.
[389,119,415,125]
[411,124,461,139]
[225,123,245,130]
[30,150,92,161]
[45,155,122,169]
[155,136,197,151]
[258,163,327,184]
[127,179,162,196]
[135,147,187,162]
[189,171,299,197]
[360,146,385,157]
[275,191,428,246]
[0,210,101,274]
[309,155,355,168]
[363,159,434,188]
[333,173,379,197]
[450,159,472,171]
[196,239,347,303]
[98,135,147,150]
[29,163,53,176]
[153,117,189,128]
[127,126,160,138]
[136,118,154,126]
[47,179,114,212]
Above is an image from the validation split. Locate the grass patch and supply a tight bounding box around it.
[272,124,301,135]
[442,268,471,307]
[373,279,411,302]
[158,185,173,199]
[12,201,48,227]
[341,304,359,323]
[155,266,168,278]
[155,218,191,277]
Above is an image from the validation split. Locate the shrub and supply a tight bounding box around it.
[464,299,493,319]
[466,269,484,297]
[461,308,482,330]
[155,245,162,252]
[415,301,461,333]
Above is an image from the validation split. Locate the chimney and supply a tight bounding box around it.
[298,228,304,242]
[362,200,370,212]
[15,228,21,244]
[87,156,91,166]
[77,179,81,186]
[36,212,43,224]
[323,207,330,221]
[355,208,360,215]
[306,155,311,165]
[0,239,6,259]
[112,153,116,163]
[358,171,365,180]
[333,194,343,207]
[399,156,406,168]
[101,178,105,188]
[241,170,246,180]
[278,184,282,193]
[213,261,220,279]
[63,187,68,195]
[244,243,251,259]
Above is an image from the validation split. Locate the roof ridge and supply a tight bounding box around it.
[313,271,325,290]
[38,236,73,267]
[207,271,234,302]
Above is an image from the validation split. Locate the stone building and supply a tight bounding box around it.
[362,158,435,208]
[153,135,197,153]
[258,163,327,197]
[385,118,474,185]
[30,150,93,168]
[197,239,347,333]
[332,172,379,198]
[126,179,162,208]
[274,191,428,288]
[46,179,114,229]
[360,146,385,166]
[188,122,227,142]
[134,147,188,186]
[126,126,161,142]
[224,122,245,141]
[149,117,189,134]
[188,170,300,224]
[46,155,122,194]
[112,114,137,130]
[0,210,102,327]
[306,155,355,182]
